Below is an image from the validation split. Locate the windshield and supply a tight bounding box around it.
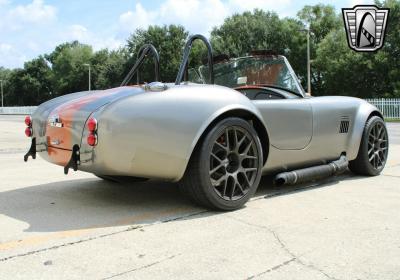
[189,56,304,96]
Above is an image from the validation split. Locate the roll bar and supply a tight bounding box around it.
[120,44,160,86]
[175,34,214,85]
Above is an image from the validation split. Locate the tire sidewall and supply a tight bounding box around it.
[198,117,263,210]
[360,116,389,175]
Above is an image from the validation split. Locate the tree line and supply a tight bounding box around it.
[0,1,399,106]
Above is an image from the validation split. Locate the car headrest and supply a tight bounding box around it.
[250,50,279,57]
[202,54,230,65]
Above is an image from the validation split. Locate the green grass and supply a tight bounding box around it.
[385,118,400,122]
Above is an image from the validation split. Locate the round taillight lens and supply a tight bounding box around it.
[87,117,97,132]
[25,127,32,137]
[25,116,32,127]
[87,133,97,146]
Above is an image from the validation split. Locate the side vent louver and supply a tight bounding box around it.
[339,117,350,134]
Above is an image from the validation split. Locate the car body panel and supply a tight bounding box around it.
[32,86,146,166]
[253,99,313,150]
[29,81,381,182]
[262,96,380,173]
[27,48,383,183]
[77,83,268,180]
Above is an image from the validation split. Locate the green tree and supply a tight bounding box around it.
[46,41,93,95]
[93,48,128,89]
[4,57,52,106]
[312,0,400,98]
[376,0,400,97]
[126,25,189,83]
[211,9,291,57]
[0,67,12,106]
[297,4,342,94]
[210,10,311,88]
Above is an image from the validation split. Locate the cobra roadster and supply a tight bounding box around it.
[24,34,389,210]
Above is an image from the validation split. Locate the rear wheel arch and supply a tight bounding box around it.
[188,109,269,167]
[180,116,264,210]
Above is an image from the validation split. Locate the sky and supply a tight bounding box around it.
[0,0,371,69]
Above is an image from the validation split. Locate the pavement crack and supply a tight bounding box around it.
[300,262,340,280]
[0,210,207,263]
[226,216,297,259]
[101,254,180,279]
[247,258,296,279]
[0,225,143,262]
[227,216,340,280]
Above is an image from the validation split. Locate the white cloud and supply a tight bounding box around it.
[0,43,27,68]
[0,0,10,6]
[159,0,228,33]
[0,0,57,32]
[8,0,57,24]
[348,0,373,7]
[65,24,123,51]
[119,3,156,32]
[228,0,291,12]
[67,24,89,41]
[1,0,299,68]
[117,0,293,36]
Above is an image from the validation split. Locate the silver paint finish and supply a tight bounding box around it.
[253,99,313,149]
[33,82,382,181]
[78,84,267,180]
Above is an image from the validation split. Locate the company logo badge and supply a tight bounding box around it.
[342,5,389,52]
[48,115,63,128]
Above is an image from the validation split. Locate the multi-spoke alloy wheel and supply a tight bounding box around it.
[210,126,259,201]
[367,121,388,169]
[179,117,263,210]
[349,116,389,176]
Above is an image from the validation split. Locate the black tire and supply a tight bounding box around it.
[95,175,148,183]
[349,116,389,176]
[179,117,263,211]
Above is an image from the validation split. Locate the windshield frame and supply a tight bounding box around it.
[190,55,306,98]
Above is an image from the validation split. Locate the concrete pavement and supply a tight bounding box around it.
[0,115,399,279]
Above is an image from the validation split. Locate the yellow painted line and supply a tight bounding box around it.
[0,206,193,252]
[0,229,92,251]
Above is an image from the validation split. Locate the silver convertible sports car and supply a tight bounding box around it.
[24,35,389,210]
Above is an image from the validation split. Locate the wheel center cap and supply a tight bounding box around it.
[226,153,240,173]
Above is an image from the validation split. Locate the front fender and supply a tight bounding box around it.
[347,99,382,160]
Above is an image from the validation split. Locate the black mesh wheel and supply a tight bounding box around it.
[349,116,389,176]
[179,117,263,210]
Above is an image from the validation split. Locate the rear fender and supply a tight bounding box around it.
[81,84,269,181]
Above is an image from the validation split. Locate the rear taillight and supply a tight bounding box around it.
[24,115,32,137]
[87,117,98,146]
[25,116,32,127]
[87,133,97,146]
[25,127,32,137]
[87,117,97,132]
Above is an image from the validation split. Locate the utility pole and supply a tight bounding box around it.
[300,27,312,96]
[306,28,311,96]
[0,80,3,107]
[83,64,91,91]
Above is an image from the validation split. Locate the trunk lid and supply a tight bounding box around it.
[32,86,145,151]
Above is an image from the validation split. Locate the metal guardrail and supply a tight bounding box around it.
[365,98,400,120]
[0,106,37,115]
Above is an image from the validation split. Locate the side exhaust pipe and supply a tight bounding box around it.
[274,155,348,186]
